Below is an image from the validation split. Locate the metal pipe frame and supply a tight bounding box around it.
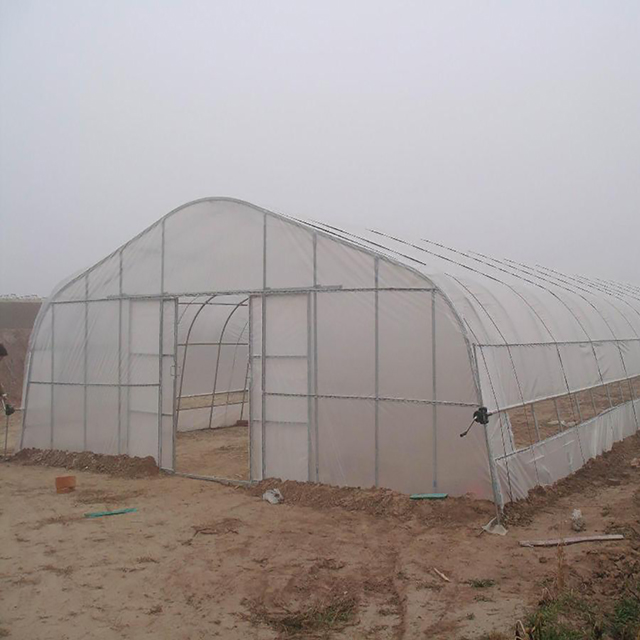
[30,381,160,388]
[177,342,249,347]
[374,258,380,486]
[50,304,55,448]
[417,238,594,460]
[431,290,438,491]
[531,404,541,441]
[48,286,435,305]
[23,196,640,511]
[493,255,638,431]
[313,233,319,482]
[300,221,501,507]
[83,274,89,450]
[206,298,249,430]
[261,212,267,478]
[118,250,123,454]
[262,391,476,406]
[174,294,217,420]
[248,296,254,479]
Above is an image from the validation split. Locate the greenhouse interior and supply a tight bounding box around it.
[19,198,640,508]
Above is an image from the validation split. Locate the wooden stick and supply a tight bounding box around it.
[433,567,451,582]
[520,534,624,548]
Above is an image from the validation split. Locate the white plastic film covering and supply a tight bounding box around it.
[178,405,243,432]
[316,291,375,397]
[163,201,264,294]
[261,294,309,482]
[318,398,376,488]
[378,290,432,400]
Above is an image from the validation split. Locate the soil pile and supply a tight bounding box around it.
[246,478,494,526]
[11,448,159,478]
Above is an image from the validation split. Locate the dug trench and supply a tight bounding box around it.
[1,432,639,639]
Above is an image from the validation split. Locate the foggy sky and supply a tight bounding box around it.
[1,1,639,296]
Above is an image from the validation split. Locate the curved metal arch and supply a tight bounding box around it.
[207,297,250,430]
[175,294,217,425]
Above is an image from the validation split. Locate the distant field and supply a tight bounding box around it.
[0,298,41,404]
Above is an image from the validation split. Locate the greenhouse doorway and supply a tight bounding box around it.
[173,294,250,481]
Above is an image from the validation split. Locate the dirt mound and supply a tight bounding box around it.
[246,478,494,526]
[11,448,159,478]
[504,431,640,526]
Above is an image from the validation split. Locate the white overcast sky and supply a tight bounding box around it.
[1,1,639,295]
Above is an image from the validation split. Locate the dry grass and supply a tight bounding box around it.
[246,587,359,638]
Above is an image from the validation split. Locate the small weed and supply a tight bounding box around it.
[608,597,640,639]
[524,590,640,640]
[468,578,496,589]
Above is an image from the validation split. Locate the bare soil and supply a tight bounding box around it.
[174,425,249,480]
[2,431,639,639]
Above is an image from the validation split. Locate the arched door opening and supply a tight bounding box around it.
[174,294,250,480]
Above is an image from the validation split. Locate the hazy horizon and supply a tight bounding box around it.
[1,1,639,296]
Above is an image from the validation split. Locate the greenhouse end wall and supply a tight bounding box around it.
[20,199,494,501]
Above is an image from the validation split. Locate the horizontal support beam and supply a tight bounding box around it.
[252,354,307,359]
[166,470,252,486]
[264,391,475,407]
[478,338,640,348]
[30,381,160,388]
[177,342,249,347]
[49,286,436,304]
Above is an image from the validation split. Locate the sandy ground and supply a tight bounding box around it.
[174,426,249,480]
[2,422,640,639]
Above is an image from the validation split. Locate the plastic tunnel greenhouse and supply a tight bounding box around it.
[20,198,640,508]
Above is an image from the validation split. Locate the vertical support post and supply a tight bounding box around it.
[158,300,164,465]
[307,292,313,481]
[618,380,626,405]
[374,258,380,487]
[50,304,55,449]
[590,387,598,416]
[248,296,254,480]
[126,299,133,454]
[554,397,563,432]
[83,274,89,450]
[431,290,438,490]
[476,343,504,520]
[172,298,178,472]
[531,403,541,441]
[261,212,267,478]
[118,251,123,454]
[158,220,166,466]
[574,393,583,424]
[240,359,250,422]
[605,382,613,408]
[313,233,319,482]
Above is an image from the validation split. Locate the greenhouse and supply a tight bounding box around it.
[20,198,640,508]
